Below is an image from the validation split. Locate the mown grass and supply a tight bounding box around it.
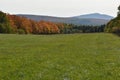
[0,33,120,80]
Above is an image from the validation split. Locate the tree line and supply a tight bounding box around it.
[62,24,105,34]
[0,11,105,34]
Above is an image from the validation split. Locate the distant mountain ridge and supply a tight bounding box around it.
[17,13,114,25]
[75,13,113,20]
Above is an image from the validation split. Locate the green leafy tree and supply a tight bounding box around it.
[0,11,14,33]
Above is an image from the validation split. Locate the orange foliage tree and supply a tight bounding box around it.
[7,14,63,34]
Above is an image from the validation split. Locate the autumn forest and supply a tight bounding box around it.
[0,11,105,34]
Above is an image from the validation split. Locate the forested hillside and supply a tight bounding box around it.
[18,14,110,25]
[105,15,120,34]
[105,6,120,35]
[0,11,105,34]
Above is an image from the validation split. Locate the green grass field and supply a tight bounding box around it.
[0,33,120,80]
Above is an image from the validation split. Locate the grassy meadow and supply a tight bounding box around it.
[0,33,120,80]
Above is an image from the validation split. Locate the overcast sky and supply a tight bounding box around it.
[0,0,120,17]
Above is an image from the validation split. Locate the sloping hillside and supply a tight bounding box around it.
[105,14,120,33]
[18,13,111,25]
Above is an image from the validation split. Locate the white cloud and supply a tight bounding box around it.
[0,0,119,17]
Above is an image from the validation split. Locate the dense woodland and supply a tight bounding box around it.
[105,14,120,35]
[104,6,120,36]
[0,11,105,34]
